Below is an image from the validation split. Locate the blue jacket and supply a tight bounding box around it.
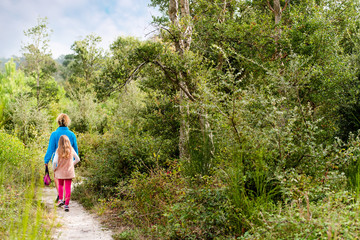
[44,127,78,164]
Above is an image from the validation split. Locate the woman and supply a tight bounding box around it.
[44,113,78,202]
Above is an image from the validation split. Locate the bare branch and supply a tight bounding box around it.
[267,1,275,12]
[282,0,290,12]
[153,60,196,102]
[112,61,147,92]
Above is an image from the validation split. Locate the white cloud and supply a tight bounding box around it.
[0,0,160,58]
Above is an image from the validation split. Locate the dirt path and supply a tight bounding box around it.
[42,187,114,240]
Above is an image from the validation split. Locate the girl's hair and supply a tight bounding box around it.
[56,113,71,127]
[57,135,72,159]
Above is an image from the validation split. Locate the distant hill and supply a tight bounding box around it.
[0,55,67,78]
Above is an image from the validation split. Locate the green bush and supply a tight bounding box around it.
[5,95,50,144]
[119,169,185,228]
[66,91,107,133]
[0,130,27,165]
[73,124,173,207]
[241,190,360,239]
[164,182,231,239]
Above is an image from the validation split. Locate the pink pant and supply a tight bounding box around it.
[58,179,72,205]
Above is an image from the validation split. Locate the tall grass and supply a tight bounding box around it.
[225,147,278,232]
[347,159,360,199]
[184,129,215,178]
[0,131,53,239]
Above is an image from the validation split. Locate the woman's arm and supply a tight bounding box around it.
[72,134,79,155]
[44,133,56,165]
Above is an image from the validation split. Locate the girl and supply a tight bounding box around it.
[53,135,80,212]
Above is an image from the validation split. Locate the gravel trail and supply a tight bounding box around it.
[42,187,114,240]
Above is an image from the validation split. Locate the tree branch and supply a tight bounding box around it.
[112,61,147,93]
[282,0,290,12]
[267,1,275,12]
[153,60,196,102]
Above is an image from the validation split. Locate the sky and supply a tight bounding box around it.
[0,0,160,58]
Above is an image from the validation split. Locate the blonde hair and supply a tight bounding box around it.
[57,135,72,159]
[56,113,71,127]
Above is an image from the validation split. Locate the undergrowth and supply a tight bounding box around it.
[0,131,53,239]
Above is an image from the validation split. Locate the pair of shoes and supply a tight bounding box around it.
[55,195,59,203]
[64,205,69,212]
[57,200,65,207]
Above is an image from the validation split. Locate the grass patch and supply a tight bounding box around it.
[0,131,54,239]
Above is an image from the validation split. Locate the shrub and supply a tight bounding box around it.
[4,95,50,144]
[163,181,231,239]
[119,169,185,228]
[241,190,360,239]
[73,123,174,208]
[0,130,27,166]
[66,91,107,133]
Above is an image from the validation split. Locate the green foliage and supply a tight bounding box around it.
[121,169,185,228]
[21,17,58,109]
[66,91,106,133]
[0,131,52,239]
[163,182,231,239]
[96,37,142,99]
[74,125,167,199]
[183,128,215,178]
[0,59,51,143]
[149,0,169,24]
[27,75,60,105]
[0,130,28,166]
[68,0,360,238]
[113,229,142,240]
[241,190,360,239]
[138,89,179,159]
[6,94,50,144]
[67,34,104,93]
[333,131,360,195]
[0,59,31,127]
[3,0,360,238]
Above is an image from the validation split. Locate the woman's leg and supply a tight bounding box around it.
[64,179,72,205]
[58,179,65,201]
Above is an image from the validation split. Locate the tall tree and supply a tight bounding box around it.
[22,17,56,109]
[167,0,194,159]
[67,34,103,95]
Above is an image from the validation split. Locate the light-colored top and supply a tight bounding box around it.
[53,147,80,179]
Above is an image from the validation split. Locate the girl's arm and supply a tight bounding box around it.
[73,148,80,165]
[53,151,58,171]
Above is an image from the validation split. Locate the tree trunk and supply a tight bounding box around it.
[179,88,190,159]
[169,0,192,160]
[169,0,181,53]
[273,0,282,25]
[36,67,40,109]
[179,0,192,51]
